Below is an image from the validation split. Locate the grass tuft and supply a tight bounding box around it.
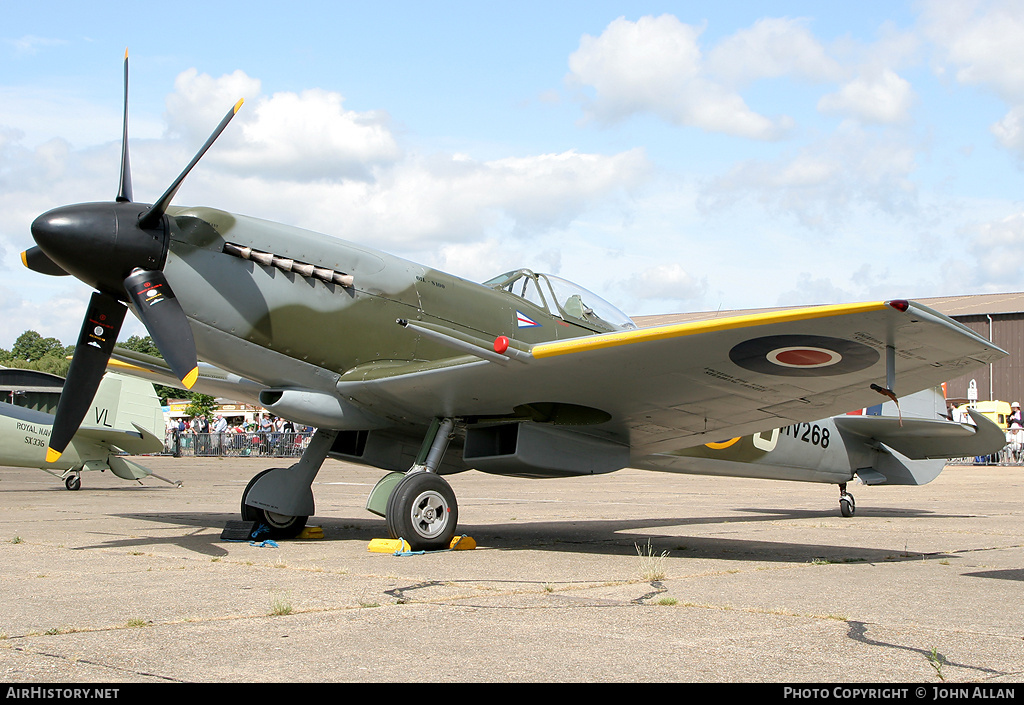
[636,539,669,581]
[269,593,293,616]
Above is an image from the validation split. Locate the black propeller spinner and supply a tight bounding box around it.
[25,50,242,462]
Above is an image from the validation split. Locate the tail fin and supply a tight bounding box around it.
[86,372,164,441]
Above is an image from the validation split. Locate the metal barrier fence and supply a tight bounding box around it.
[163,431,1024,464]
[164,431,311,457]
[956,444,1024,466]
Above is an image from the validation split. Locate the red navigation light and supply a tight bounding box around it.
[887,300,910,312]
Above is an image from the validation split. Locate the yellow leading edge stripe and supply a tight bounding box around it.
[531,301,891,359]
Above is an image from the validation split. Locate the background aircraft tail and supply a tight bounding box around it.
[73,372,165,480]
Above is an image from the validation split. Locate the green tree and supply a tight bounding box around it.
[10,332,67,360]
[11,331,68,361]
[1,331,72,377]
[121,334,161,357]
[184,393,217,421]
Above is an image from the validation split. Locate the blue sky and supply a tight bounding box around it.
[3,1,1024,349]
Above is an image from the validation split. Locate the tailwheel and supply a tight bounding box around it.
[839,484,856,518]
[241,469,308,539]
[385,471,458,551]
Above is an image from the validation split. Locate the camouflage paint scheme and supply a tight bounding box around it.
[25,56,1011,547]
[115,203,1009,488]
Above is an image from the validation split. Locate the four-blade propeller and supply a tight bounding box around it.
[25,50,242,462]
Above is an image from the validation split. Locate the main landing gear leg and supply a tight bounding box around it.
[241,428,339,539]
[385,418,459,551]
[839,482,856,518]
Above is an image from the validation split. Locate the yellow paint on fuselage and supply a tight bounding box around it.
[704,438,741,450]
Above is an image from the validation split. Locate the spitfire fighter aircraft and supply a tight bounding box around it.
[23,54,1007,549]
[0,369,170,490]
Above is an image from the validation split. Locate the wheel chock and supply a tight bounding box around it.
[296,526,323,539]
[449,535,476,550]
[368,538,412,553]
[220,520,258,541]
[367,535,476,554]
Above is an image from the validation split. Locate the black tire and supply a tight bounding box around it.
[65,474,81,491]
[240,469,308,539]
[385,472,458,551]
[839,493,855,518]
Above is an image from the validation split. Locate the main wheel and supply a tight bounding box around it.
[839,492,856,518]
[64,474,81,491]
[240,469,308,539]
[385,472,458,551]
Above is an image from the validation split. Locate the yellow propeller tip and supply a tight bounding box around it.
[46,448,62,464]
[20,251,28,268]
[182,367,200,390]
[234,98,244,114]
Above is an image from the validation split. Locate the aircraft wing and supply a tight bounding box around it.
[108,347,265,406]
[337,300,1006,456]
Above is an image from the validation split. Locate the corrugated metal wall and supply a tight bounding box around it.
[943,313,1024,405]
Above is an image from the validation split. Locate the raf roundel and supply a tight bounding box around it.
[766,346,841,369]
[729,335,879,377]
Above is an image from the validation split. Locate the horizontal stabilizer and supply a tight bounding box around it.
[834,410,1004,460]
[106,455,152,481]
[75,422,164,455]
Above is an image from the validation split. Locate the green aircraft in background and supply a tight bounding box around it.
[0,369,172,490]
[22,53,1007,549]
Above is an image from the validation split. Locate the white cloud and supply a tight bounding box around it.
[4,35,66,57]
[776,273,855,307]
[964,211,1024,287]
[703,125,918,229]
[164,69,400,181]
[566,15,792,140]
[920,0,1024,101]
[818,69,915,124]
[920,0,1024,157]
[991,106,1024,153]
[705,17,843,85]
[227,147,651,250]
[164,68,263,142]
[620,262,707,304]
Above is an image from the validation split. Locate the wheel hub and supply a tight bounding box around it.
[412,491,448,538]
[265,510,296,528]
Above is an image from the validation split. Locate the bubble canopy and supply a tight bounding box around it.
[483,269,637,332]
